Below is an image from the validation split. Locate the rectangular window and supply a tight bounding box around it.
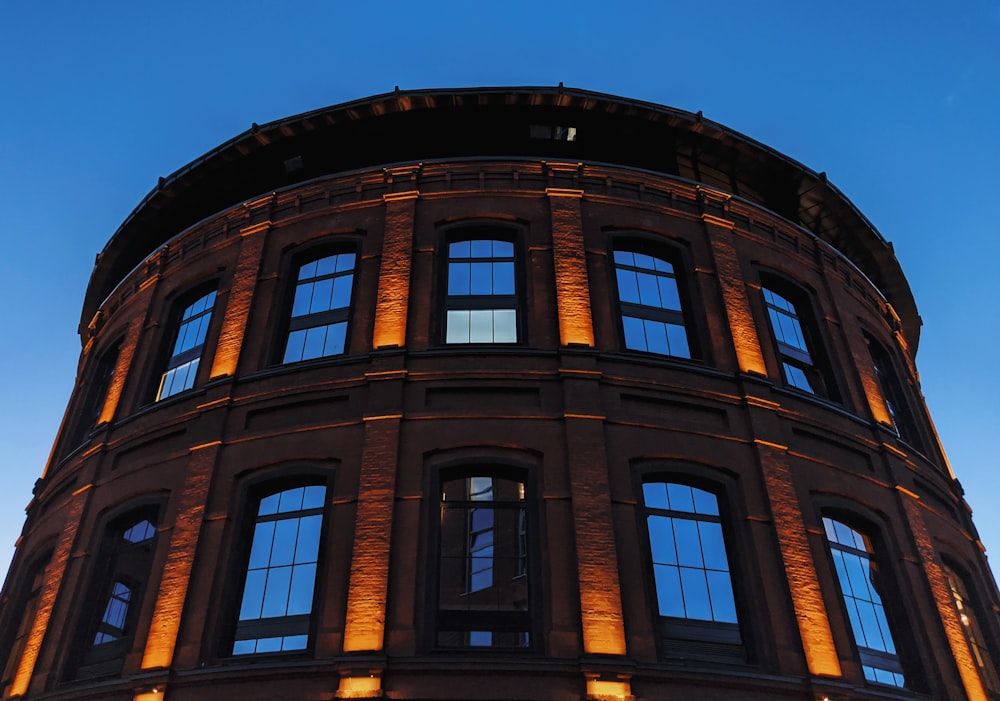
[157,290,216,400]
[445,238,518,344]
[823,517,905,688]
[233,485,326,655]
[642,481,740,646]
[866,335,921,447]
[283,252,356,363]
[614,249,691,358]
[761,280,837,399]
[438,474,530,648]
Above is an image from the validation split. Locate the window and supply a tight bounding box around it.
[64,340,121,451]
[614,248,691,358]
[641,481,740,645]
[865,334,921,447]
[232,484,326,655]
[156,289,217,400]
[942,564,1000,693]
[0,553,50,697]
[71,508,159,679]
[437,474,530,648]
[282,251,356,363]
[823,517,905,688]
[761,279,835,398]
[445,237,518,344]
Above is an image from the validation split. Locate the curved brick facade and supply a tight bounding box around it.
[1,87,997,701]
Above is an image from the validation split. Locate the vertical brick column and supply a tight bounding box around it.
[563,362,626,656]
[372,188,418,350]
[704,216,767,376]
[95,314,145,425]
[898,488,987,701]
[342,415,401,652]
[141,441,221,670]
[9,484,93,697]
[210,222,268,379]
[754,438,842,677]
[547,189,594,347]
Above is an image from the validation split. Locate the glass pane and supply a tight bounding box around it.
[287,563,317,615]
[284,330,306,363]
[315,255,336,277]
[666,323,690,358]
[277,487,305,513]
[324,322,347,356]
[239,570,267,620]
[449,240,471,257]
[642,482,668,510]
[233,639,256,655]
[302,326,327,360]
[255,637,282,653]
[258,493,281,516]
[261,566,293,617]
[667,483,695,513]
[679,567,712,620]
[616,269,640,304]
[298,260,317,281]
[270,519,299,567]
[248,521,276,569]
[658,275,681,311]
[336,253,356,272]
[698,521,729,571]
[470,239,493,257]
[493,240,514,257]
[470,262,493,295]
[632,253,654,270]
[612,250,633,266]
[295,515,322,564]
[446,310,470,343]
[449,262,470,295]
[468,309,493,342]
[622,316,646,350]
[643,319,669,355]
[493,309,517,343]
[283,634,308,650]
[691,488,719,516]
[331,275,353,309]
[310,278,333,314]
[672,519,703,568]
[493,261,515,295]
[637,273,660,307]
[647,515,677,565]
[653,563,685,617]
[706,570,738,622]
[302,485,325,510]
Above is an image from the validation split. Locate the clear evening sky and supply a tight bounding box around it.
[1,1,997,580]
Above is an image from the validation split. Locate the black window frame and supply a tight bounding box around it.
[224,474,332,658]
[759,273,839,401]
[62,337,123,455]
[0,550,52,697]
[611,238,697,360]
[278,243,359,365]
[432,464,535,651]
[440,226,523,346]
[637,473,745,661]
[941,560,1000,695]
[153,283,219,402]
[67,504,161,681]
[820,513,912,689]
[863,332,922,449]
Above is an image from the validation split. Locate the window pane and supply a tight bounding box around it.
[323,322,347,356]
[239,570,267,620]
[643,319,669,355]
[707,570,738,623]
[470,262,493,295]
[302,326,327,360]
[449,262,471,295]
[679,567,712,619]
[698,521,729,571]
[493,240,514,257]
[446,310,470,343]
[622,316,646,350]
[309,279,333,314]
[691,487,719,516]
[262,566,292,617]
[449,240,471,257]
[287,563,317,615]
[617,269,640,304]
[493,261,515,295]
[470,239,493,257]
[277,488,305,513]
[647,515,677,565]
[643,482,669,510]
[673,519,703,568]
[295,515,322,564]
[283,330,307,363]
[654,563,685,617]
[637,273,661,307]
[331,275,353,309]
[248,521,276,569]
[302,486,325,510]
[468,310,493,342]
[666,324,690,358]
[493,310,517,343]
[667,483,695,513]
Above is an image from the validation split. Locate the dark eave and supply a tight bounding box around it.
[82,85,920,350]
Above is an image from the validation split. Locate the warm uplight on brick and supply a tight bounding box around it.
[586,679,632,701]
[336,674,383,699]
[372,193,417,349]
[549,189,595,347]
[210,224,267,379]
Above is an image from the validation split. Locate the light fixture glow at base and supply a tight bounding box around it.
[336,674,382,699]
[586,679,633,701]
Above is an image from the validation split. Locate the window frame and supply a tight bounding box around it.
[636,473,745,659]
[0,550,52,697]
[941,560,1000,695]
[758,273,839,401]
[61,337,123,455]
[611,238,697,360]
[153,283,220,402]
[440,226,523,346]
[431,463,536,651]
[863,332,923,449]
[223,474,332,658]
[277,243,359,365]
[819,512,912,689]
[66,503,162,681]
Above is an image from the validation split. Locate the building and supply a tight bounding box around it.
[1,86,997,701]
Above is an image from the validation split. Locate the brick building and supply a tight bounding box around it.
[1,86,997,700]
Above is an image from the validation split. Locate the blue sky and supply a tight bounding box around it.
[1,1,998,580]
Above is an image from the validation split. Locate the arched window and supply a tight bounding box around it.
[942,563,1000,694]
[282,250,356,363]
[63,339,121,453]
[437,473,530,648]
[760,276,837,399]
[71,507,159,679]
[156,288,217,400]
[0,552,50,697]
[444,235,519,344]
[613,248,691,358]
[823,517,905,688]
[641,481,740,647]
[865,333,921,448]
[231,483,327,655]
